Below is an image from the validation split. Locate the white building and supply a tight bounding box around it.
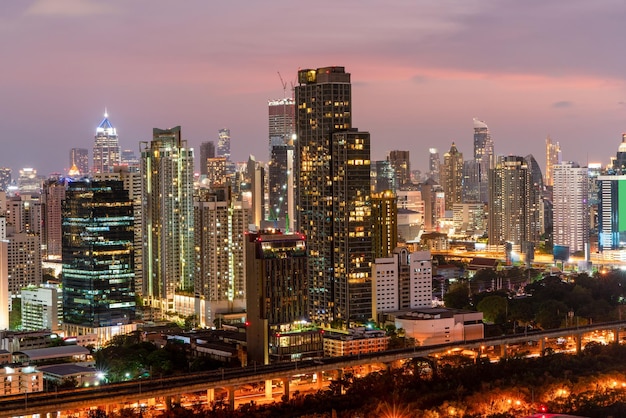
[393,308,484,346]
[372,249,432,321]
[452,203,486,236]
[21,285,62,331]
[553,162,589,254]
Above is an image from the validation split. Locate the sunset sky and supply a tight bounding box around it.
[2,0,626,177]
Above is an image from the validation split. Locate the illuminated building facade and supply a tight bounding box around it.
[371,191,397,260]
[387,150,411,188]
[473,118,494,203]
[141,127,195,314]
[92,112,120,174]
[553,162,589,253]
[0,168,11,192]
[217,128,231,161]
[268,98,295,153]
[205,157,229,187]
[545,135,562,186]
[42,178,66,260]
[268,143,294,231]
[245,231,312,364]
[371,160,396,194]
[295,66,373,326]
[69,148,89,177]
[6,230,41,296]
[488,155,542,251]
[597,174,626,251]
[194,187,249,327]
[62,180,135,328]
[441,142,463,210]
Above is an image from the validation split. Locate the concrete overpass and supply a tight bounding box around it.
[3,320,626,417]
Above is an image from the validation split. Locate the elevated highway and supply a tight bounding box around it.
[3,320,626,417]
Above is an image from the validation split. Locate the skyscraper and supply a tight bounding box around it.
[268,143,294,231]
[141,126,195,314]
[42,178,66,260]
[268,98,295,154]
[441,142,464,211]
[0,168,11,191]
[295,66,372,325]
[387,150,411,189]
[69,148,89,177]
[473,118,494,203]
[245,231,308,364]
[217,128,231,161]
[62,180,135,331]
[194,186,249,327]
[553,162,589,253]
[545,135,562,186]
[428,148,440,183]
[199,141,216,176]
[488,155,542,251]
[597,174,626,251]
[92,111,121,174]
[371,191,398,260]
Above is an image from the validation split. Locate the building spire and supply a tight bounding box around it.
[104,107,108,118]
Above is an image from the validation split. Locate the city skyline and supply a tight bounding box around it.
[2,1,626,176]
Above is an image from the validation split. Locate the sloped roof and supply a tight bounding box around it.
[16,345,90,361]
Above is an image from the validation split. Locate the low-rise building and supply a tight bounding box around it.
[391,307,483,346]
[0,365,43,396]
[323,329,389,357]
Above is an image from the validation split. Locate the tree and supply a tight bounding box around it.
[444,281,471,309]
[477,295,507,324]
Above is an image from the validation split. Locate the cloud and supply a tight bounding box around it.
[553,101,573,108]
[26,0,118,17]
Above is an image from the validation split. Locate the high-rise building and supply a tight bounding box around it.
[545,136,562,186]
[553,162,589,254]
[18,168,43,195]
[247,156,265,229]
[141,126,195,314]
[371,160,396,194]
[462,159,480,203]
[120,149,140,173]
[441,142,464,211]
[597,174,626,251]
[42,178,66,260]
[205,157,230,187]
[6,229,41,296]
[428,148,441,183]
[371,191,398,260]
[69,148,89,177]
[295,66,372,325]
[387,150,411,188]
[0,217,7,330]
[0,168,11,192]
[94,167,143,301]
[268,98,295,154]
[245,231,310,364]
[452,203,486,236]
[473,118,494,203]
[194,186,249,328]
[62,180,135,330]
[199,141,216,176]
[21,284,62,331]
[93,111,121,174]
[488,155,542,251]
[217,128,231,161]
[268,143,294,231]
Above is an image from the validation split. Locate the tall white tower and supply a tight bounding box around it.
[93,110,121,174]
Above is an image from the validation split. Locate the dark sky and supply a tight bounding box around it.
[2,0,626,176]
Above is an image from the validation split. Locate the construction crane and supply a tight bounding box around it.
[277,71,287,99]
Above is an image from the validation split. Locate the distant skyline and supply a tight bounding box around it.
[2,1,626,177]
